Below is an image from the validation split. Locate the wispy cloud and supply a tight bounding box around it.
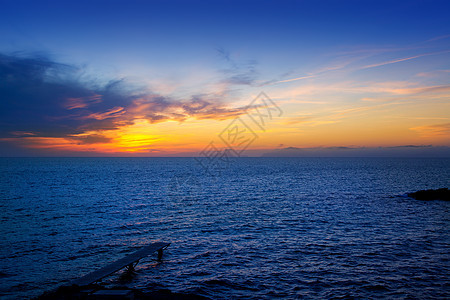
[283,102,398,126]
[416,69,450,77]
[361,50,450,69]
[425,34,450,43]
[64,95,102,110]
[0,53,253,144]
[82,107,126,120]
[216,47,258,86]
[260,45,422,87]
[410,123,450,137]
[266,75,315,85]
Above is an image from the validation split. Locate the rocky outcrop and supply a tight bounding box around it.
[407,188,450,201]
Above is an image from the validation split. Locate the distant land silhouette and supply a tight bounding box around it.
[262,145,450,157]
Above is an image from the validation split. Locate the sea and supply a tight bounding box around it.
[0,157,449,299]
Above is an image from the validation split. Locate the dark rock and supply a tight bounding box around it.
[36,285,209,300]
[407,188,450,201]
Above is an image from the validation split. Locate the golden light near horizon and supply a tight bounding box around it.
[0,1,449,157]
[2,2,450,300]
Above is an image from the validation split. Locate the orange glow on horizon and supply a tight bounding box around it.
[2,83,449,155]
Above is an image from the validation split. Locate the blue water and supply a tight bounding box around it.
[0,157,449,299]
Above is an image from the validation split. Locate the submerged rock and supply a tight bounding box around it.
[407,188,450,201]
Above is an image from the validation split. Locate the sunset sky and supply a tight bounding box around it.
[1,0,449,156]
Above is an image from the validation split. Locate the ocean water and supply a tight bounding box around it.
[0,157,449,299]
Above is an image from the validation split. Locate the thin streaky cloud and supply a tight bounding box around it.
[410,123,450,137]
[265,44,448,87]
[261,38,448,87]
[270,75,316,85]
[333,46,415,56]
[283,102,401,126]
[425,34,450,43]
[361,50,450,69]
[416,69,450,77]
[414,117,449,120]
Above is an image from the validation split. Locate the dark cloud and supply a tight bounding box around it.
[0,53,249,142]
[0,53,132,138]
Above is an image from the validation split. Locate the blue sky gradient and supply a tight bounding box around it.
[1,0,449,156]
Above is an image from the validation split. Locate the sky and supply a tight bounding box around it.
[0,0,449,156]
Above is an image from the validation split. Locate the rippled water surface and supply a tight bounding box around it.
[1,157,449,299]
